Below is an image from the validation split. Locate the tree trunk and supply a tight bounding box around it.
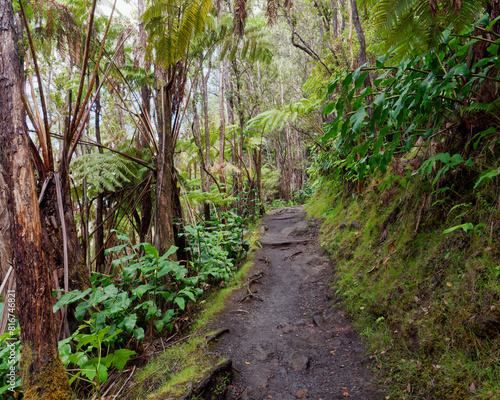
[95,74,105,271]
[138,0,153,244]
[0,163,14,336]
[155,71,176,257]
[350,0,367,67]
[0,1,73,397]
[201,60,212,221]
[219,60,226,187]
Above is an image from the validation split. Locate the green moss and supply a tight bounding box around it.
[21,343,73,400]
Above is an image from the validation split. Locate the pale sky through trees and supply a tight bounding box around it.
[100,0,136,19]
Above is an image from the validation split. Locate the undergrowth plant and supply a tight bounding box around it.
[321,14,500,191]
[0,213,251,399]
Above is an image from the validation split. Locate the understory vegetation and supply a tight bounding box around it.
[1,0,500,398]
[304,10,500,399]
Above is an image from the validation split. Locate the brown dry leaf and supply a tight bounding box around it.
[342,392,350,397]
[388,240,396,255]
[469,382,476,391]
[367,260,382,274]
[407,383,411,393]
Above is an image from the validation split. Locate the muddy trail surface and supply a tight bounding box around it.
[207,207,384,400]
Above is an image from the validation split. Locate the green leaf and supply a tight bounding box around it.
[112,230,130,242]
[376,55,386,68]
[133,284,154,299]
[474,169,500,189]
[155,319,165,332]
[179,289,196,302]
[111,254,136,267]
[143,243,159,258]
[322,101,336,115]
[350,107,366,134]
[373,93,385,107]
[133,327,144,341]
[174,296,186,310]
[112,349,136,371]
[104,244,127,256]
[443,223,475,234]
[53,288,92,312]
[123,314,137,333]
[160,245,179,261]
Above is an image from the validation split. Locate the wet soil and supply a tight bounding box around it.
[207,206,384,400]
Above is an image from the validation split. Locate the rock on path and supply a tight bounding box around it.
[208,206,383,400]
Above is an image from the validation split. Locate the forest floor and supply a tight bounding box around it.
[206,206,384,400]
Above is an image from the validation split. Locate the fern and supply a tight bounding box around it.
[143,0,214,67]
[372,0,486,56]
[72,151,142,196]
[462,98,500,118]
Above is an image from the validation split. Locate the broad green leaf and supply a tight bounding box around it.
[111,253,136,267]
[104,244,127,256]
[179,289,196,302]
[322,101,336,115]
[112,349,136,371]
[123,314,137,333]
[132,284,154,299]
[143,243,159,258]
[133,327,144,341]
[174,296,186,310]
[350,107,366,134]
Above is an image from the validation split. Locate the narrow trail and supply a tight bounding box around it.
[208,206,384,400]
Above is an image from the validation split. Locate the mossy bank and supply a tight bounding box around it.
[306,179,500,399]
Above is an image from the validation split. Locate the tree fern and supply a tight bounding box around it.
[72,151,144,196]
[143,0,214,67]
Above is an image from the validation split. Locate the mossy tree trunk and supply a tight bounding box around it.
[0,0,73,398]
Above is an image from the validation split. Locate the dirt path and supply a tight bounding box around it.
[207,206,384,400]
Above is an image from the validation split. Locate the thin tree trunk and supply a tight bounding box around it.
[201,59,212,220]
[0,1,73,397]
[155,70,176,257]
[219,60,226,187]
[350,0,367,66]
[95,74,105,271]
[137,0,153,243]
[332,0,338,38]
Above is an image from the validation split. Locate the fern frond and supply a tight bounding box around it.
[143,0,214,67]
[72,151,143,196]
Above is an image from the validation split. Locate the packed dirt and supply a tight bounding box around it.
[206,206,384,400]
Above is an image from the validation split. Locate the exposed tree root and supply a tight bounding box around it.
[239,271,264,303]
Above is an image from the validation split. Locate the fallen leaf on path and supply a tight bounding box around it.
[407,383,411,393]
[245,361,251,365]
[342,392,350,397]
[469,382,476,391]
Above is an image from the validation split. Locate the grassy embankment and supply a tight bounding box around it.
[306,176,500,399]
